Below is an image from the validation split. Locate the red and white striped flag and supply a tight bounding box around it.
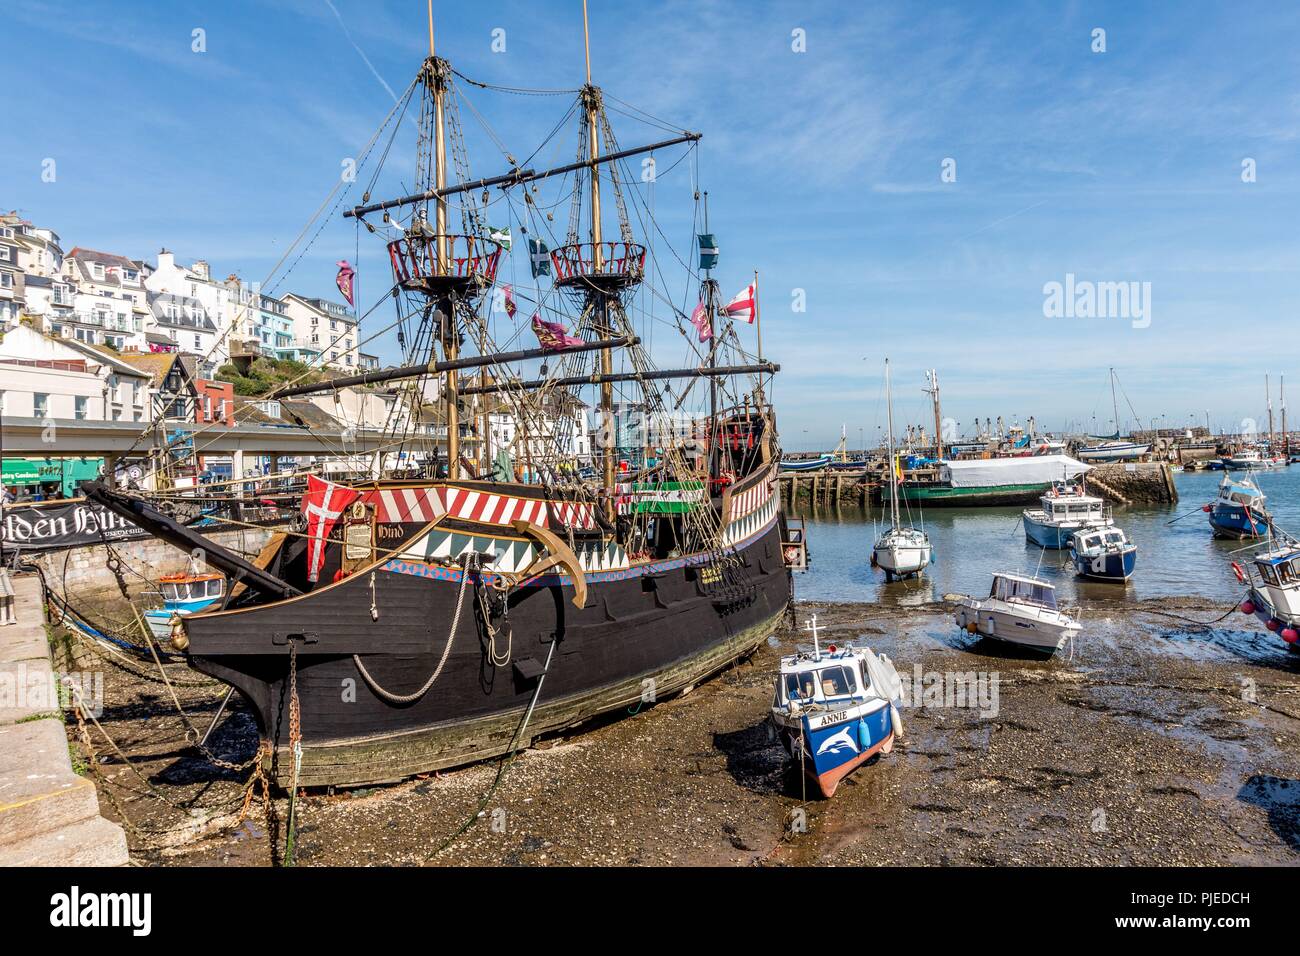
[301,475,359,583]
[724,282,757,324]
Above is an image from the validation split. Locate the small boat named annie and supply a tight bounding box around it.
[770,615,904,798]
[955,572,1081,655]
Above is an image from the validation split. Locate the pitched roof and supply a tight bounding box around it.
[60,339,152,379]
[66,247,138,270]
[117,352,180,387]
[280,400,341,430]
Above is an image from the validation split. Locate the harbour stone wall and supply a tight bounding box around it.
[1086,461,1178,505]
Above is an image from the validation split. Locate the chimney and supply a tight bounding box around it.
[157,249,175,272]
[192,259,210,280]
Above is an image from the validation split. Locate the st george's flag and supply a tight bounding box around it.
[723,281,757,324]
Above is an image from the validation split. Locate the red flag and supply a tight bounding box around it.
[723,281,756,323]
[531,314,584,351]
[335,260,356,306]
[301,475,359,583]
[503,284,517,319]
[690,299,712,342]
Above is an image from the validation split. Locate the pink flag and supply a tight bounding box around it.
[531,314,584,351]
[690,299,712,342]
[335,260,356,306]
[723,281,756,323]
[503,284,517,319]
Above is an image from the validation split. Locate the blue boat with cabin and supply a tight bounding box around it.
[1022,479,1112,549]
[1206,474,1271,539]
[1070,526,1137,581]
[144,569,226,640]
[770,616,904,798]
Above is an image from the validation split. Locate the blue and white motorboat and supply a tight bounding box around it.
[1070,526,1137,581]
[1076,440,1150,463]
[780,454,834,473]
[1224,448,1283,471]
[1206,474,1271,539]
[770,615,904,798]
[143,569,226,640]
[1022,480,1112,549]
[1233,537,1300,650]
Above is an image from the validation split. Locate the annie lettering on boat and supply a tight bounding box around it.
[1041,273,1152,329]
[49,886,152,937]
[897,664,999,718]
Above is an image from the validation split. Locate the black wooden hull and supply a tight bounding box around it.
[185,517,791,787]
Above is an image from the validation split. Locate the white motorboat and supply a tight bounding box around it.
[955,572,1081,655]
[872,359,933,580]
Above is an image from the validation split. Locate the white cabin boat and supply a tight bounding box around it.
[1022,480,1112,549]
[955,572,1081,654]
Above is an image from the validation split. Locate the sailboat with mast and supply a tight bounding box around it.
[80,3,793,788]
[1078,368,1150,462]
[871,360,933,580]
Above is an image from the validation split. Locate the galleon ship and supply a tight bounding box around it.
[84,4,797,788]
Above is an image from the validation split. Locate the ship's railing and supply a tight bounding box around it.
[550,242,646,285]
[387,234,503,288]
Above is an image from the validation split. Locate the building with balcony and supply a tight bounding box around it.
[56,247,149,351]
[224,275,294,357]
[145,250,232,367]
[280,293,359,370]
[145,292,219,375]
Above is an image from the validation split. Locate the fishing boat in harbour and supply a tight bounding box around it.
[780,454,833,473]
[1224,448,1282,471]
[1205,474,1271,539]
[143,565,227,640]
[81,6,794,789]
[769,615,904,798]
[955,572,1081,655]
[899,453,1091,507]
[1022,479,1112,549]
[1069,526,1137,582]
[871,359,933,581]
[1233,534,1300,650]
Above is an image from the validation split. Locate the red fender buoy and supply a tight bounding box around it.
[1202,504,1212,513]
[1266,619,1281,632]
[1282,628,1299,644]
[1232,562,1246,584]
[1240,601,1255,615]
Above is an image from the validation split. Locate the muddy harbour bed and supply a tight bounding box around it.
[61,594,1300,867]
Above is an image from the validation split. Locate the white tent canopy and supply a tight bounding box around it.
[940,454,1091,489]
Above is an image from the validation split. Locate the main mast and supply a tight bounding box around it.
[428,9,459,479]
[885,359,900,529]
[582,0,616,510]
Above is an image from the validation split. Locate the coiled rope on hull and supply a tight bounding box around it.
[351,554,474,704]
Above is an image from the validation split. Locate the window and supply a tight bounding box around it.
[92,263,105,279]
[330,319,337,331]
[0,246,10,261]
[74,397,88,420]
[34,393,49,417]
[817,666,855,698]
[0,272,12,289]
[194,334,202,349]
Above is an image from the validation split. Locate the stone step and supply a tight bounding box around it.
[0,814,129,867]
[0,719,103,846]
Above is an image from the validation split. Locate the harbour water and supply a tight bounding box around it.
[791,466,1300,606]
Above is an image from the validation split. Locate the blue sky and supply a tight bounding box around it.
[5,0,1299,449]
